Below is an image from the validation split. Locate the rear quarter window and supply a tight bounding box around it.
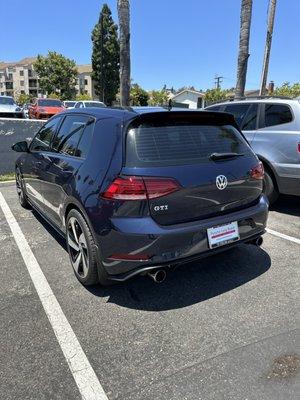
[264,103,293,127]
[126,123,251,167]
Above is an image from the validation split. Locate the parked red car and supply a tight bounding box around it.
[28,98,65,119]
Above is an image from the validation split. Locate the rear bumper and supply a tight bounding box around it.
[98,195,269,279]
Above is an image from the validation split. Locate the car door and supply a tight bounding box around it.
[22,117,62,210]
[37,114,95,228]
[223,103,259,144]
[250,103,298,192]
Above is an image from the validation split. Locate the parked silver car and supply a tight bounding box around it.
[0,95,24,118]
[206,97,300,203]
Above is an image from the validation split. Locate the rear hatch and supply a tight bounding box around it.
[122,111,263,225]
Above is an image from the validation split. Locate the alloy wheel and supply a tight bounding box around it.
[67,216,89,278]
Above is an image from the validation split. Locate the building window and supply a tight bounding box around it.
[21,90,25,94]
[5,82,13,90]
[28,70,33,77]
[8,73,13,80]
[20,70,24,76]
[20,80,24,86]
[29,79,37,88]
[84,79,88,86]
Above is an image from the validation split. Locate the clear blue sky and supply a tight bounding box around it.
[1,0,298,91]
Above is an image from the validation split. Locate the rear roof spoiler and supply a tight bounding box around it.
[124,110,248,143]
[126,110,240,130]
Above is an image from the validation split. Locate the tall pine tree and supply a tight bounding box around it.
[91,4,119,105]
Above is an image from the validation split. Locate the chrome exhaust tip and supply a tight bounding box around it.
[148,269,167,283]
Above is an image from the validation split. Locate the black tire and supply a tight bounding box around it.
[263,168,279,205]
[66,209,110,286]
[15,169,31,209]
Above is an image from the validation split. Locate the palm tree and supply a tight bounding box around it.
[235,0,253,99]
[259,0,277,95]
[117,0,131,106]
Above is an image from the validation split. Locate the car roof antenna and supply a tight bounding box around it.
[168,99,173,111]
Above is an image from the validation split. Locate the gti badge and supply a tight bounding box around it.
[153,205,168,211]
[216,175,228,190]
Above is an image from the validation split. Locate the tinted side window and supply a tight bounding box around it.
[241,103,258,130]
[74,102,81,108]
[264,104,293,127]
[30,117,61,151]
[76,120,94,158]
[224,104,251,128]
[52,115,93,157]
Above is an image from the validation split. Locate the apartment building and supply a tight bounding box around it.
[0,57,41,98]
[76,64,96,98]
[0,57,96,99]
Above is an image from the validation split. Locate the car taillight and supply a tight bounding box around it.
[101,176,180,200]
[298,143,300,153]
[250,162,264,180]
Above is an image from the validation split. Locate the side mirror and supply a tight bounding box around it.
[12,141,29,153]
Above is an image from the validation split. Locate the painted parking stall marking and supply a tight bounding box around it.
[266,228,300,245]
[0,192,108,400]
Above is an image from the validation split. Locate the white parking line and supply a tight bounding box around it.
[0,192,108,400]
[266,228,300,245]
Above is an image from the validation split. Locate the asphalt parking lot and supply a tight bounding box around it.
[0,182,299,400]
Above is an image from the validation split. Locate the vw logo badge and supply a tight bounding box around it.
[216,175,228,190]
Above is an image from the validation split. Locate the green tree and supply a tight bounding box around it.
[130,83,149,106]
[148,89,168,106]
[273,82,300,98]
[76,93,92,101]
[204,88,231,105]
[16,93,31,105]
[92,4,120,105]
[34,51,77,100]
[47,92,61,99]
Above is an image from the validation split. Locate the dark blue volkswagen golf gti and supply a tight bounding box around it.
[12,107,269,286]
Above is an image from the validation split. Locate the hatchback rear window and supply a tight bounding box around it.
[126,123,250,167]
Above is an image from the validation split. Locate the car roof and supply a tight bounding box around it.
[0,95,14,99]
[81,100,105,103]
[207,98,300,107]
[60,107,239,128]
[38,98,62,101]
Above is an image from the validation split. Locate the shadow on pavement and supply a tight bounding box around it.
[89,244,271,311]
[31,209,271,312]
[270,195,300,217]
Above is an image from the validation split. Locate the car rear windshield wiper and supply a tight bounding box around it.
[209,152,245,160]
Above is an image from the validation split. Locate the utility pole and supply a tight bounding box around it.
[214,75,223,89]
[259,0,277,96]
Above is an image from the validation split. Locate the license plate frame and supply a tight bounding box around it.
[207,221,240,249]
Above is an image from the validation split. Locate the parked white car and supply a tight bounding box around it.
[73,100,106,109]
[63,100,77,109]
[0,96,24,118]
